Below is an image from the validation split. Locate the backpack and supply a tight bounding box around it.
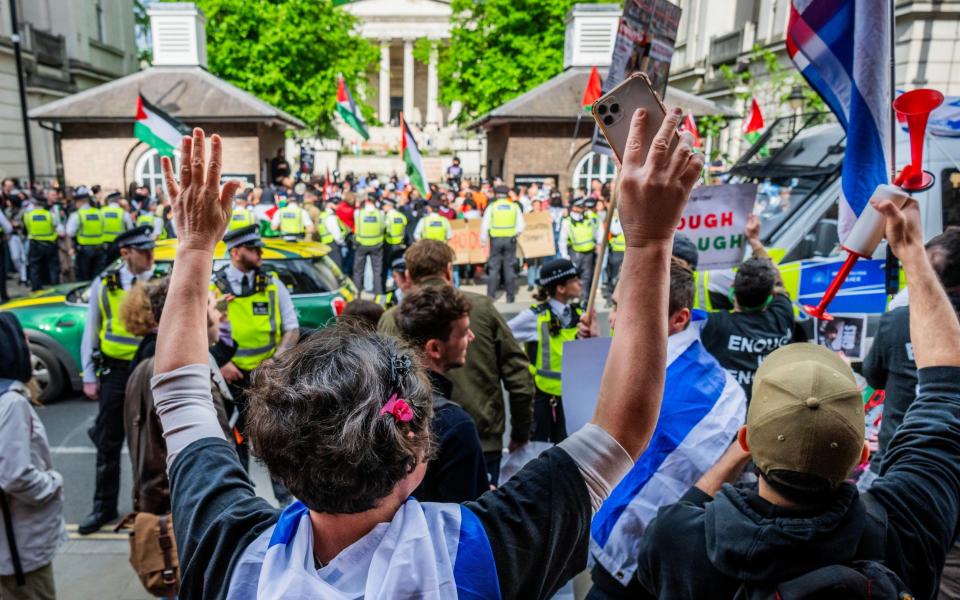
[733,495,914,600]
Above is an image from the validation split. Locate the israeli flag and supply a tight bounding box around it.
[227,498,501,599]
[590,311,746,585]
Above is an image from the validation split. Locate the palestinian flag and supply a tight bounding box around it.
[582,66,602,112]
[681,111,701,148]
[743,97,765,146]
[134,95,190,157]
[336,76,369,140]
[400,113,427,196]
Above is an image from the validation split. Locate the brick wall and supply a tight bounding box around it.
[485,121,594,192]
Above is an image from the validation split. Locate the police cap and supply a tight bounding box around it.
[115,225,156,250]
[223,224,265,250]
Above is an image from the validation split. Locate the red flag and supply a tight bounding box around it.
[582,66,603,112]
[743,98,765,134]
[681,111,701,148]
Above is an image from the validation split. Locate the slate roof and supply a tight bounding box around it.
[469,67,738,130]
[29,66,304,129]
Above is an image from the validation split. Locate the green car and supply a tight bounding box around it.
[0,238,356,402]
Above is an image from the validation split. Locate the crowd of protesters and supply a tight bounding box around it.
[3,107,960,600]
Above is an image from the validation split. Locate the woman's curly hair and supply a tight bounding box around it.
[120,277,170,337]
[245,322,434,514]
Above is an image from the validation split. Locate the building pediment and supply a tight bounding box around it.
[342,0,452,21]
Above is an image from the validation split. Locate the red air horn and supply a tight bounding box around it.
[802,88,944,321]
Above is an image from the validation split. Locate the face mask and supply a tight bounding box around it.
[571,212,584,222]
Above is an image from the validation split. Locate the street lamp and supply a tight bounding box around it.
[788,85,805,113]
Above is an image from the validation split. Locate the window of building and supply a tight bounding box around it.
[135,149,178,197]
[573,151,616,192]
[95,1,105,43]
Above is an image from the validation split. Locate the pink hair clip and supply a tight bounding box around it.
[380,393,414,423]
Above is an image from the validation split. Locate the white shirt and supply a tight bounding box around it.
[220,264,299,334]
[323,211,345,244]
[0,210,12,235]
[479,200,526,245]
[81,263,157,382]
[507,298,576,343]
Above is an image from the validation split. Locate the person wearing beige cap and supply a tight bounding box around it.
[603,197,960,600]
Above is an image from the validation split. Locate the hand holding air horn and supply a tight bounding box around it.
[803,88,944,320]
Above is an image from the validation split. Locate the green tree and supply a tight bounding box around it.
[439,0,613,123]
[187,0,379,135]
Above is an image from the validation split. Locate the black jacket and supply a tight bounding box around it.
[621,367,960,600]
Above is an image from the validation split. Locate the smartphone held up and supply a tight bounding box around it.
[591,73,680,166]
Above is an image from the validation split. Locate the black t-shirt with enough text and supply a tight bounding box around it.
[701,294,795,401]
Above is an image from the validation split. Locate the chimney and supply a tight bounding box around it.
[148,2,208,68]
[564,3,620,70]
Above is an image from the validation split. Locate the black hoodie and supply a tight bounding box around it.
[625,367,960,600]
[0,312,31,383]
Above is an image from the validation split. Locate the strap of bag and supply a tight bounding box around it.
[157,515,177,600]
[0,488,25,587]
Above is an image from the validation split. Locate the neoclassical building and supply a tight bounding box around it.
[343,0,455,131]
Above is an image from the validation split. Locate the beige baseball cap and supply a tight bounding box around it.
[747,343,864,489]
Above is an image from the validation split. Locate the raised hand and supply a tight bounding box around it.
[161,128,241,253]
[618,108,703,247]
[872,196,924,265]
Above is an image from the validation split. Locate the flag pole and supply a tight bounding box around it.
[885,0,899,297]
[586,170,618,317]
[569,112,583,161]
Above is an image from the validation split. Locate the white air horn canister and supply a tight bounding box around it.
[841,184,911,258]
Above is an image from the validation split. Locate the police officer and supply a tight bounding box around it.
[414,206,453,242]
[79,226,157,534]
[23,192,64,290]
[374,257,410,309]
[352,195,386,295]
[506,258,594,443]
[319,197,347,268]
[605,209,625,306]
[481,185,525,302]
[560,198,598,303]
[228,191,257,232]
[66,186,106,280]
[271,194,313,241]
[212,225,300,503]
[101,191,133,265]
[382,196,408,289]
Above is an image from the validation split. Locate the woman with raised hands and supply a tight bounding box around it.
[152,111,702,599]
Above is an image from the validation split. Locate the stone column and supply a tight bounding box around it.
[427,44,439,127]
[379,40,391,123]
[403,39,415,123]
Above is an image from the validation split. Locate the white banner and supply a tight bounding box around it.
[678,183,758,271]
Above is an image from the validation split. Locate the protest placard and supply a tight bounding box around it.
[678,183,757,271]
[518,212,557,259]
[449,219,487,265]
[592,0,682,156]
[561,337,611,434]
[813,313,868,360]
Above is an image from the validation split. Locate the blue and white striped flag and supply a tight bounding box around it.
[590,312,747,585]
[787,0,891,240]
[227,499,501,599]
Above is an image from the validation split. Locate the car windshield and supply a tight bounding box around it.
[68,256,342,303]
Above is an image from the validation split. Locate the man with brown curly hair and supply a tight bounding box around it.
[395,285,488,503]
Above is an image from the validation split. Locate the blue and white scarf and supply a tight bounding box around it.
[227,498,501,599]
[590,311,747,585]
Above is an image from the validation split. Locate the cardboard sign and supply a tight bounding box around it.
[517,211,557,259]
[678,183,757,271]
[449,219,487,265]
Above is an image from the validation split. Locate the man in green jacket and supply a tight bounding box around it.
[379,240,535,484]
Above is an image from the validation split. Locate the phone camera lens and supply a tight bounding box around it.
[603,115,614,126]
[610,103,620,114]
[597,104,608,116]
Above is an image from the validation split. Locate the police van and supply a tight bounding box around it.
[708,100,960,339]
